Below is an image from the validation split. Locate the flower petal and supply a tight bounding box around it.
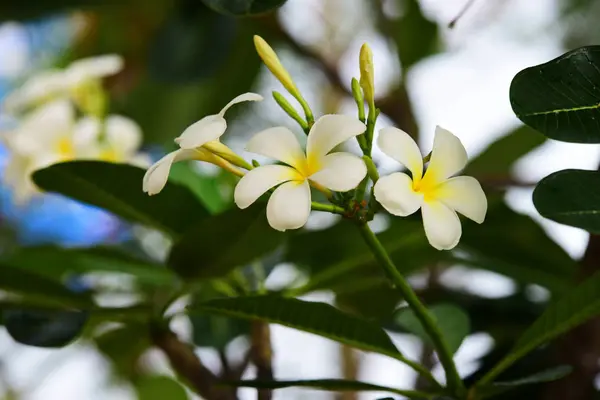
[105,115,143,154]
[377,126,423,179]
[218,92,263,117]
[423,126,468,184]
[435,176,487,223]
[309,152,367,192]
[66,54,123,83]
[174,115,227,150]
[3,70,66,113]
[373,172,423,216]
[266,180,311,231]
[245,127,307,170]
[421,200,462,250]
[143,149,197,195]
[306,114,366,162]
[234,164,301,209]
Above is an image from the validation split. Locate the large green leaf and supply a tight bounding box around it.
[396,303,470,355]
[4,309,88,348]
[478,366,572,399]
[464,126,546,177]
[169,163,233,214]
[460,197,576,294]
[4,246,176,286]
[201,0,287,16]
[223,379,431,399]
[136,375,189,400]
[32,161,209,237]
[168,204,285,279]
[477,269,600,386]
[510,45,600,143]
[190,295,404,359]
[0,264,93,308]
[533,169,600,233]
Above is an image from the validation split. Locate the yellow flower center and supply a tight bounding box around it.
[412,169,440,202]
[100,148,119,162]
[56,137,74,158]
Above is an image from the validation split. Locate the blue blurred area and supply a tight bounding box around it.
[0,19,129,247]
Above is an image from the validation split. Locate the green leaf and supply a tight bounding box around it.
[0,264,93,308]
[478,269,600,386]
[200,0,287,16]
[4,246,176,286]
[32,161,209,237]
[460,197,576,294]
[192,314,250,349]
[464,126,546,177]
[136,375,189,400]
[223,379,430,399]
[169,163,232,214]
[533,169,600,233]
[4,309,88,348]
[510,45,600,143]
[190,295,404,359]
[396,303,470,355]
[479,365,572,398]
[96,324,150,378]
[168,204,285,279]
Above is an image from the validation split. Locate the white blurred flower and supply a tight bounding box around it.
[143,92,262,196]
[234,114,367,231]
[3,54,123,115]
[374,126,487,250]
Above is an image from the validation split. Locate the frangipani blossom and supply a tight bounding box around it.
[234,114,367,231]
[3,55,123,114]
[374,126,487,250]
[142,92,262,195]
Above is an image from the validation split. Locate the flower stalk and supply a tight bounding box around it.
[356,222,464,396]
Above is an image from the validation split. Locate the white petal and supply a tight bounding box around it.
[309,152,367,192]
[234,164,300,209]
[421,200,462,250]
[424,126,468,184]
[105,115,142,154]
[246,127,306,170]
[218,92,263,117]
[266,180,311,231]
[3,70,67,112]
[174,115,227,150]
[143,149,197,195]
[306,114,366,162]
[373,172,423,216]
[15,99,75,153]
[66,54,123,83]
[377,126,423,179]
[435,176,487,223]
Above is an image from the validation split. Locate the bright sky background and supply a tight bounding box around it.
[0,0,596,399]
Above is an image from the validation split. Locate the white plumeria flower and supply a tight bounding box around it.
[2,99,100,202]
[234,114,367,231]
[74,115,150,166]
[2,54,123,114]
[374,126,487,250]
[142,92,262,196]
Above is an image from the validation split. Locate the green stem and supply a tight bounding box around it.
[393,354,444,391]
[296,95,314,128]
[356,222,464,395]
[363,156,379,183]
[311,201,345,215]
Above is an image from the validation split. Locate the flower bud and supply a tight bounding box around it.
[254,35,300,100]
[359,43,375,107]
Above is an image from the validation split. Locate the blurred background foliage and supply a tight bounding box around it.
[1,0,600,399]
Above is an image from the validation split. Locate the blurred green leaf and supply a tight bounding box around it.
[478,269,600,386]
[190,295,404,359]
[201,0,287,16]
[192,314,250,349]
[96,324,150,378]
[0,264,92,308]
[396,303,470,355]
[168,204,285,279]
[479,365,572,399]
[460,197,576,294]
[510,45,600,143]
[136,375,189,400]
[336,284,402,321]
[223,379,428,398]
[169,163,232,214]
[4,309,88,348]
[32,161,209,237]
[533,169,600,233]
[464,126,546,177]
[149,2,236,83]
[4,246,176,286]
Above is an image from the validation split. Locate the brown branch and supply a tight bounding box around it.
[250,321,274,400]
[150,323,236,400]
